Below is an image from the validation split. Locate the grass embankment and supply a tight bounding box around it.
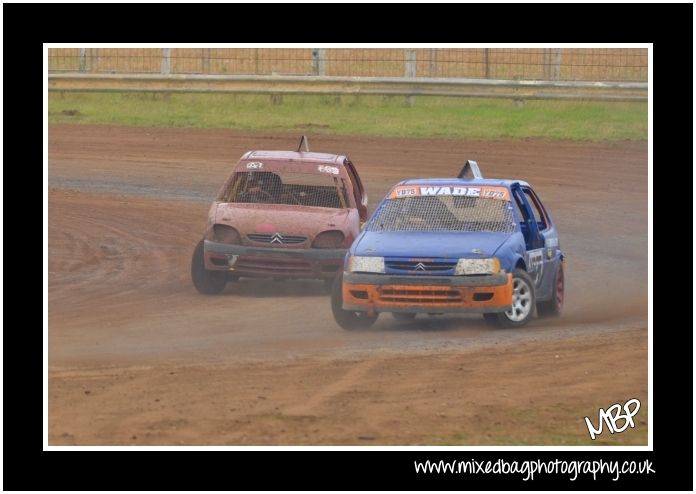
[48,92,647,141]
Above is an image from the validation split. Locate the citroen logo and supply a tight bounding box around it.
[414,262,427,271]
[270,233,284,244]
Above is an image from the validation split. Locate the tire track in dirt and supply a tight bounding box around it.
[50,189,199,296]
[284,360,378,416]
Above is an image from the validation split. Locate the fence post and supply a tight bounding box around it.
[89,48,99,73]
[203,48,211,74]
[543,48,550,79]
[405,49,417,78]
[79,48,87,72]
[312,48,325,76]
[429,48,437,77]
[404,50,417,107]
[484,48,490,78]
[551,48,562,80]
[162,48,171,75]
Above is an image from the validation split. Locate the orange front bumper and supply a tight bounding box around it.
[342,272,513,314]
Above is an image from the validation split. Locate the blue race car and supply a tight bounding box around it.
[331,161,565,329]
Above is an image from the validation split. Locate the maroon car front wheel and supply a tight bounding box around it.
[191,240,227,295]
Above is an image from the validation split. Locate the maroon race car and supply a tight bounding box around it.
[191,137,368,294]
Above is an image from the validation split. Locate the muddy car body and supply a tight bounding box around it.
[192,141,368,294]
[331,161,565,329]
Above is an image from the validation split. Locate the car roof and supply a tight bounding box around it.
[397,177,530,188]
[242,150,345,164]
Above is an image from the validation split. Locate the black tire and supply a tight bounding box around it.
[485,269,535,328]
[391,312,417,321]
[191,240,227,295]
[330,275,378,330]
[537,262,564,317]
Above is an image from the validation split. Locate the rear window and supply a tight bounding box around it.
[219,171,350,209]
[367,195,516,233]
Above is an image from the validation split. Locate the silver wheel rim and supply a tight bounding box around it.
[505,277,532,322]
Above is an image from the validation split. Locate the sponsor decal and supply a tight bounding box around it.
[481,188,507,199]
[389,185,510,200]
[527,249,544,285]
[246,161,264,169]
[395,187,418,197]
[477,187,510,200]
[420,186,481,197]
[317,165,340,175]
[544,238,558,259]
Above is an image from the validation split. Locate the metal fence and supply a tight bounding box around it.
[48,48,648,82]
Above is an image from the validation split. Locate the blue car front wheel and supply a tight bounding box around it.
[331,274,379,330]
[485,269,535,328]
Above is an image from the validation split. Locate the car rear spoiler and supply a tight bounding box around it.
[296,135,310,152]
[457,160,483,179]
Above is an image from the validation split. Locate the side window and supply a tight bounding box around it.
[511,193,526,224]
[522,188,548,231]
[344,159,368,221]
[344,165,360,206]
[218,172,243,202]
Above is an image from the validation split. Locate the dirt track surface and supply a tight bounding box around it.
[48,125,648,445]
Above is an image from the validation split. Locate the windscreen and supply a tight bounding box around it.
[367,191,516,233]
[220,171,350,209]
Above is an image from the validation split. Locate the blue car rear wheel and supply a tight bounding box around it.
[537,262,564,317]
